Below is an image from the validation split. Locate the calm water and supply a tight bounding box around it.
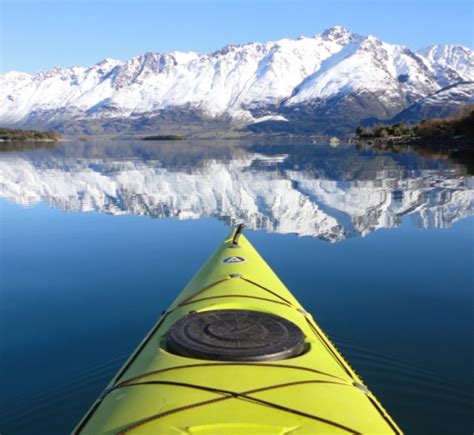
[0,140,473,434]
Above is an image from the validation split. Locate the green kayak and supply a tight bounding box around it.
[74,225,402,434]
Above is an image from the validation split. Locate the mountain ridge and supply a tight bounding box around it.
[1,26,472,135]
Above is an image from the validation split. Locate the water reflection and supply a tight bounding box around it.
[0,140,472,241]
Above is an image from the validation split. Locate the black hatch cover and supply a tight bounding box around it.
[166,309,305,361]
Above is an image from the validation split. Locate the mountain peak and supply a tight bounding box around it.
[0,70,32,79]
[94,57,122,70]
[320,25,354,43]
[419,44,474,62]
[99,57,120,65]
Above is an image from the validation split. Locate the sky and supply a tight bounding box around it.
[1,0,473,73]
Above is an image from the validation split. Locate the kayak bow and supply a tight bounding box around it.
[75,226,402,434]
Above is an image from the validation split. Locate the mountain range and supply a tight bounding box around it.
[1,26,473,135]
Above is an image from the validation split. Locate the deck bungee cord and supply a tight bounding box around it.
[115,380,362,434]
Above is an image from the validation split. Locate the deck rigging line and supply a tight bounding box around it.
[115,379,361,434]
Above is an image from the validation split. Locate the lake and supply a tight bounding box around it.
[0,139,473,434]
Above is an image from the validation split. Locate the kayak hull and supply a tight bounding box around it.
[75,228,401,434]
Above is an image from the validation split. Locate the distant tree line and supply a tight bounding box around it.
[356,105,474,140]
[414,106,474,139]
[356,123,413,139]
[0,128,62,141]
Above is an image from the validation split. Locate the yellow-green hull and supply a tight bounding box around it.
[75,228,402,434]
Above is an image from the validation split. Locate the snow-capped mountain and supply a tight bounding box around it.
[1,26,472,134]
[1,144,472,241]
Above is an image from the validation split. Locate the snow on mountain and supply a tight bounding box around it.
[0,26,472,132]
[419,45,474,86]
[0,150,472,241]
[250,114,289,124]
[287,36,438,108]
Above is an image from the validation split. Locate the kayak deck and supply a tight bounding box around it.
[75,228,401,434]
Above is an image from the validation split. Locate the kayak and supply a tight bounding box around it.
[74,225,402,434]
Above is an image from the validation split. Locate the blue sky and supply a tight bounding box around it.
[1,0,472,73]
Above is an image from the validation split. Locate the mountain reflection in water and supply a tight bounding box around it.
[0,140,472,241]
